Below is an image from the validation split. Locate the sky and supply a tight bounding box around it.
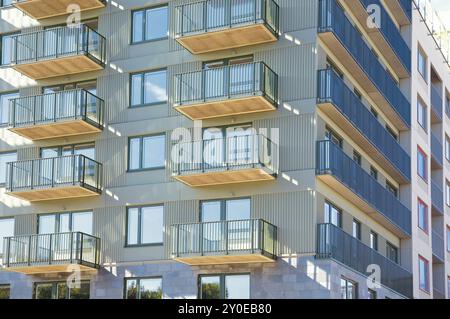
[432,0,450,27]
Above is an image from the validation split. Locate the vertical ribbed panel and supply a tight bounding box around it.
[103,9,130,61]
[19,86,40,97]
[255,44,317,102]
[279,0,318,32]
[14,214,36,236]
[254,113,316,171]
[164,200,198,258]
[253,190,316,255]
[93,206,124,264]
[98,72,129,124]
[95,136,127,188]
[168,0,193,52]
[17,147,39,161]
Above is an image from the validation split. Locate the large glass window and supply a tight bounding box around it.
[352,219,361,240]
[126,205,164,246]
[446,135,450,162]
[128,134,166,170]
[33,281,90,299]
[0,92,19,125]
[324,201,342,228]
[417,146,428,181]
[386,242,399,264]
[0,151,16,184]
[38,211,93,235]
[418,47,427,80]
[370,231,378,251]
[199,274,250,299]
[447,226,450,253]
[340,277,358,299]
[417,98,427,131]
[125,277,162,299]
[130,69,167,106]
[0,218,14,257]
[446,180,450,207]
[0,285,10,299]
[418,256,429,293]
[1,33,17,65]
[417,198,428,233]
[132,5,168,43]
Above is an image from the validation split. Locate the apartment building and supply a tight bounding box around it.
[0,0,448,299]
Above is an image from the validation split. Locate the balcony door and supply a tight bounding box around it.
[206,0,256,29]
[200,198,251,253]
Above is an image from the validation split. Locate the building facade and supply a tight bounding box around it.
[0,0,448,299]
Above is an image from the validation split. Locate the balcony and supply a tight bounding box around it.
[13,0,106,20]
[6,155,102,202]
[432,230,445,263]
[8,89,104,141]
[10,24,106,80]
[431,86,443,123]
[316,223,413,298]
[317,69,410,183]
[431,133,443,169]
[431,181,444,216]
[383,0,412,26]
[340,0,410,78]
[172,219,276,265]
[316,140,411,237]
[318,0,410,131]
[174,0,279,54]
[1,232,100,275]
[172,134,278,187]
[174,62,278,120]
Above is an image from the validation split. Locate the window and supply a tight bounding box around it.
[370,107,379,119]
[386,242,399,263]
[447,226,450,253]
[370,231,378,251]
[41,143,95,159]
[128,134,165,171]
[353,151,361,166]
[1,33,17,65]
[417,98,427,131]
[353,88,362,100]
[386,181,398,198]
[417,198,428,233]
[446,135,450,162]
[201,198,250,222]
[447,181,450,207]
[0,218,14,257]
[370,166,378,180]
[33,281,90,299]
[126,205,164,246]
[0,91,19,125]
[325,126,342,148]
[324,201,342,228]
[38,211,93,235]
[368,289,377,300]
[130,69,167,106]
[125,277,162,299]
[352,219,361,240]
[385,125,398,141]
[417,146,428,181]
[0,285,10,300]
[340,277,358,299]
[0,151,16,184]
[418,46,427,80]
[199,274,250,299]
[418,256,429,293]
[132,5,168,43]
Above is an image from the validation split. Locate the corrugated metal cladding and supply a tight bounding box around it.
[279,0,318,32]
[14,214,36,236]
[93,206,124,263]
[253,190,316,255]
[98,72,130,124]
[100,7,130,61]
[19,86,40,97]
[17,147,39,161]
[95,136,127,188]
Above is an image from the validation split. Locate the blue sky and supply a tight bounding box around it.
[432,0,450,10]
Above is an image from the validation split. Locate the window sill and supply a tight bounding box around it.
[127,167,165,173]
[128,102,167,109]
[130,37,168,46]
[125,243,163,248]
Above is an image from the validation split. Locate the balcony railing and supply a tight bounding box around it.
[316,223,413,299]
[8,89,104,136]
[432,230,445,262]
[6,155,102,195]
[431,181,444,215]
[431,132,443,167]
[2,232,100,273]
[317,69,410,182]
[316,140,411,236]
[172,219,277,262]
[318,0,410,128]
[431,86,443,121]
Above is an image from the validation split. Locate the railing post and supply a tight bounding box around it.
[70,232,74,264]
[48,234,53,264]
[53,92,57,122]
[199,223,204,256]
[5,237,10,268]
[27,236,31,266]
[30,160,34,190]
[260,220,264,253]
[250,219,254,254]
[79,233,84,263]
[224,221,229,255]
[176,225,180,258]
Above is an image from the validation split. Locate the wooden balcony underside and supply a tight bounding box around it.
[319,32,408,131]
[7,186,100,202]
[318,102,408,184]
[13,55,103,80]
[14,0,105,20]
[174,168,275,187]
[176,24,277,54]
[5,264,97,275]
[317,174,409,238]
[174,254,275,266]
[175,96,276,120]
[341,0,409,78]
[382,0,411,26]
[10,119,102,141]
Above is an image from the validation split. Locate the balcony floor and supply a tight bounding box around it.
[7,186,100,202]
[13,55,103,80]
[174,168,275,187]
[382,1,411,26]
[317,174,409,238]
[318,102,408,183]
[175,95,276,120]
[174,254,275,266]
[4,264,98,275]
[176,24,277,54]
[14,0,105,20]
[318,32,408,131]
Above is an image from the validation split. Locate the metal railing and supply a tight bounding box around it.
[6,155,102,194]
[316,223,413,299]
[431,132,443,166]
[318,0,411,127]
[317,69,410,181]
[431,85,443,121]
[10,24,106,66]
[432,229,445,262]
[175,0,279,37]
[2,232,100,269]
[8,89,104,130]
[172,219,277,260]
[172,134,278,176]
[316,140,411,236]
[174,62,278,108]
[431,180,444,214]
[358,0,411,72]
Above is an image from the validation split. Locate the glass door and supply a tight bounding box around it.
[201,201,223,253]
[226,125,254,166]
[226,199,251,251]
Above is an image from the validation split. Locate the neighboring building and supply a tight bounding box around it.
[0,0,448,299]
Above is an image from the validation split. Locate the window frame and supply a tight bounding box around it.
[0,217,14,257]
[37,211,93,235]
[370,231,378,251]
[131,5,169,45]
[417,46,428,82]
[352,218,361,240]
[417,97,427,132]
[418,255,430,293]
[0,90,20,126]
[33,280,90,299]
[125,204,164,247]
[417,145,428,182]
[199,197,251,222]
[129,68,168,108]
[340,277,358,299]
[124,276,163,299]
[127,133,166,172]
[417,197,429,234]
[447,225,450,253]
[198,273,250,299]
[0,32,19,66]
[0,151,17,186]
[324,201,342,228]
[446,134,450,162]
